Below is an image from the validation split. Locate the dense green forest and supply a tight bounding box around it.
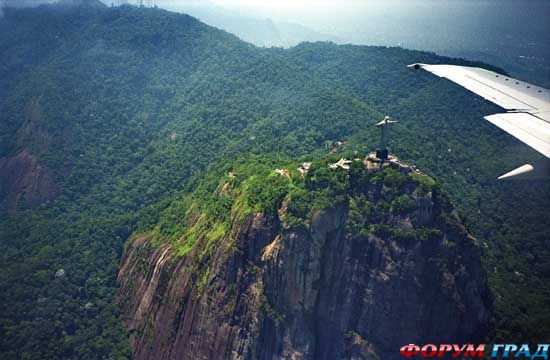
[0,2,548,359]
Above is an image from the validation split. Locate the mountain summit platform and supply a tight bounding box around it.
[364,152,420,175]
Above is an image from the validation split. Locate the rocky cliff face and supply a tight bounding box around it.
[117,155,493,360]
[0,149,59,212]
[0,97,60,212]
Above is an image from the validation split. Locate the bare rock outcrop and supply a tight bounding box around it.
[117,158,493,360]
[0,150,59,211]
[0,97,62,212]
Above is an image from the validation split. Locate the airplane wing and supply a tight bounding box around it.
[409,63,550,179]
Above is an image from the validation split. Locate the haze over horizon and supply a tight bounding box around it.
[160,0,550,86]
[1,0,549,86]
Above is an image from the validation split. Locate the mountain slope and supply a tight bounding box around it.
[118,155,493,360]
[0,3,548,359]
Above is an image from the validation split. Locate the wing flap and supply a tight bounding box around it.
[485,112,550,158]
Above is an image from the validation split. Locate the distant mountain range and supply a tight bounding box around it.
[0,0,337,47]
[162,3,340,48]
[3,1,548,89]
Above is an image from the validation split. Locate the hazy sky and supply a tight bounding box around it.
[3,0,549,54]
[153,0,550,85]
[116,0,550,40]
[2,0,549,85]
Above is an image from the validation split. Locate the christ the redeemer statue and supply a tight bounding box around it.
[375,116,397,160]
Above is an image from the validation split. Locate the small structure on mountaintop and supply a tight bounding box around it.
[329,158,352,170]
[364,152,419,175]
[274,168,291,178]
[297,162,311,176]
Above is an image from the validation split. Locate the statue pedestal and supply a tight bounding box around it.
[376,149,388,160]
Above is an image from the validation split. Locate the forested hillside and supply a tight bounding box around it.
[0,2,548,359]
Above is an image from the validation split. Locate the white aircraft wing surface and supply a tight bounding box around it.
[485,112,550,158]
[409,63,550,179]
